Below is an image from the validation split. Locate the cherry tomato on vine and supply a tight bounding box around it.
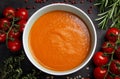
[7,39,21,52]
[3,7,16,19]
[0,32,6,43]
[93,52,109,66]
[110,60,120,75]
[0,18,10,31]
[102,41,115,54]
[17,20,26,32]
[94,67,107,79]
[106,74,113,79]
[115,46,120,60]
[16,8,28,20]
[8,28,21,39]
[106,27,119,42]
[114,76,120,79]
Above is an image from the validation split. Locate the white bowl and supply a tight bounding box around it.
[23,3,97,75]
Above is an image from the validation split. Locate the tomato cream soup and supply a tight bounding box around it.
[29,10,91,71]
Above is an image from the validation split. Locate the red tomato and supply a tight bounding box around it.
[16,8,28,20]
[93,52,109,66]
[0,32,6,43]
[7,39,21,52]
[114,76,120,79]
[17,20,26,32]
[3,7,16,19]
[94,67,107,79]
[102,41,115,54]
[115,46,120,60]
[8,28,21,39]
[110,60,120,75]
[106,27,119,42]
[0,18,10,31]
[106,74,113,79]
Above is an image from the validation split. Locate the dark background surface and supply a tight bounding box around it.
[0,0,107,79]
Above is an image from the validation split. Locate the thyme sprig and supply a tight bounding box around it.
[0,52,24,79]
[95,0,120,29]
[0,51,41,79]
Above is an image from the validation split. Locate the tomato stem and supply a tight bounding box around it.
[104,51,114,79]
[6,17,15,47]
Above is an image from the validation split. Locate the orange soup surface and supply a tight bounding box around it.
[29,10,91,71]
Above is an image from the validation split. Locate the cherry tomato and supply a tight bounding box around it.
[17,20,26,32]
[110,60,120,75]
[93,52,109,66]
[7,39,21,52]
[106,74,113,79]
[115,46,120,60]
[16,8,28,20]
[0,18,10,31]
[8,28,21,39]
[106,27,119,42]
[114,76,120,79]
[3,7,15,19]
[0,32,6,43]
[94,67,107,79]
[102,41,115,54]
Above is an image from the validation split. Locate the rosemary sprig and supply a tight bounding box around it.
[95,0,120,29]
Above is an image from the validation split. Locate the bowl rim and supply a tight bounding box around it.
[23,3,97,75]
